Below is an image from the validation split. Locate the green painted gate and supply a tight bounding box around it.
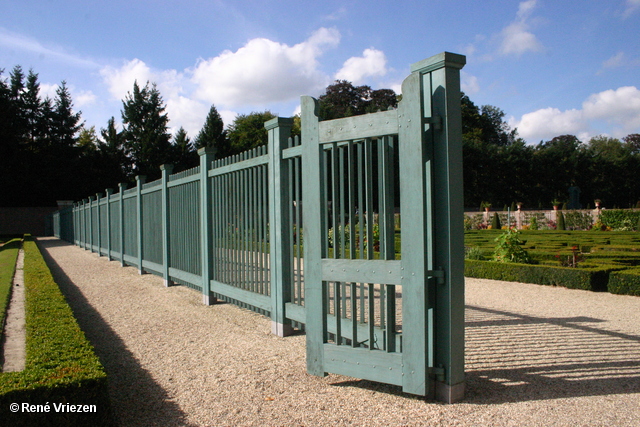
[301,52,466,401]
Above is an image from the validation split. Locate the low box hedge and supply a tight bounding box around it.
[0,236,112,426]
[464,259,622,292]
[608,268,640,296]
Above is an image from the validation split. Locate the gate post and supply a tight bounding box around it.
[161,164,174,287]
[199,147,217,305]
[266,117,294,337]
[409,52,466,403]
[300,96,327,377]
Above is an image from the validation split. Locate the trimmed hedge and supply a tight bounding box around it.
[608,268,640,296]
[464,259,622,292]
[0,238,21,340]
[0,236,112,426]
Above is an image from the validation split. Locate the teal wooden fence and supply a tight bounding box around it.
[49,52,465,402]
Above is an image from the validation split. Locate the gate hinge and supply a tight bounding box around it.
[424,115,442,130]
[427,267,445,285]
[431,365,446,382]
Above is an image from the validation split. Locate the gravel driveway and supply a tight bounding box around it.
[37,237,640,426]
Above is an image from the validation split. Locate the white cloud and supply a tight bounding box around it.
[499,0,543,56]
[0,27,99,69]
[334,48,388,84]
[583,86,640,131]
[602,51,626,69]
[461,71,480,95]
[74,90,97,108]
[623,0,640,17]
[510,86,640,142]
[100,58,154,100]
[39,83,59,101]
[191,27,340,108]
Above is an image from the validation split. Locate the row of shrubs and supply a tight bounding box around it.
[465,209,640,231]
[0,236,113,426]
[464,229,640,296]
[464,259,639,294]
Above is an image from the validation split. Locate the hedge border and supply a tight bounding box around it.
[464,259,624,292]
[0,236,113,426]
[608,268,640,296]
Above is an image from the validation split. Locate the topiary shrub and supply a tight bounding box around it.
[491,213,501,230]
[557,211,566,230]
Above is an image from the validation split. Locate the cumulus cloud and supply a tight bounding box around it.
[191,27,340,108]
[98,28,344,136]
[499,0,543,56]
[100,58,211,135]
[510,86,640,142]
[334,48,388,84]
[461,71,480,95]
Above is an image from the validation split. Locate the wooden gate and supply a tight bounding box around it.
[301,52,466,401]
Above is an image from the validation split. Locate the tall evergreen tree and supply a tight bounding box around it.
[194,104,228,157]
[121,81,173,180]
[171,127,198,171]
[51,81,83,150]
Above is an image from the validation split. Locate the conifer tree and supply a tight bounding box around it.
[194,104,228,156]
[121,81,172,180]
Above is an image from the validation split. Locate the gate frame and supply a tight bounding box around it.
[302,51,466,403]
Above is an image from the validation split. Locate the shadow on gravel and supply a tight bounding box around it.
[37,238,196,427]
[463,305,640,404]
[331,305,640,405]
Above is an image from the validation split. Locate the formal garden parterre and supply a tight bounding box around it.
[463,211,640,296]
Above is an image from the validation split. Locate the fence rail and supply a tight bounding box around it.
[51,117,303,335]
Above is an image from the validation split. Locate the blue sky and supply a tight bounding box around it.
[2,0,639,144]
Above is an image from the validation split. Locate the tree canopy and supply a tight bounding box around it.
[1,63,638,210]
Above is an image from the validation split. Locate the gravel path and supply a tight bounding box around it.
[37,237,640,426]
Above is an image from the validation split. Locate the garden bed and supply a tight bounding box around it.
[464,230,640,296]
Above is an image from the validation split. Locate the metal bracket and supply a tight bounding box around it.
[427,267,446,285]
[424,115,442,130]
[431,365,446,382]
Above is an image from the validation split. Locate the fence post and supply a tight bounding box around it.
[136,175,146,275]
[161,164,174,287]
[88,196,95,252]
[266,117,294,337]
[105,188,113,260]
[96,193,102,255]
[83,199,89,250]
[119,183,127,267]
[198,148,216,305]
